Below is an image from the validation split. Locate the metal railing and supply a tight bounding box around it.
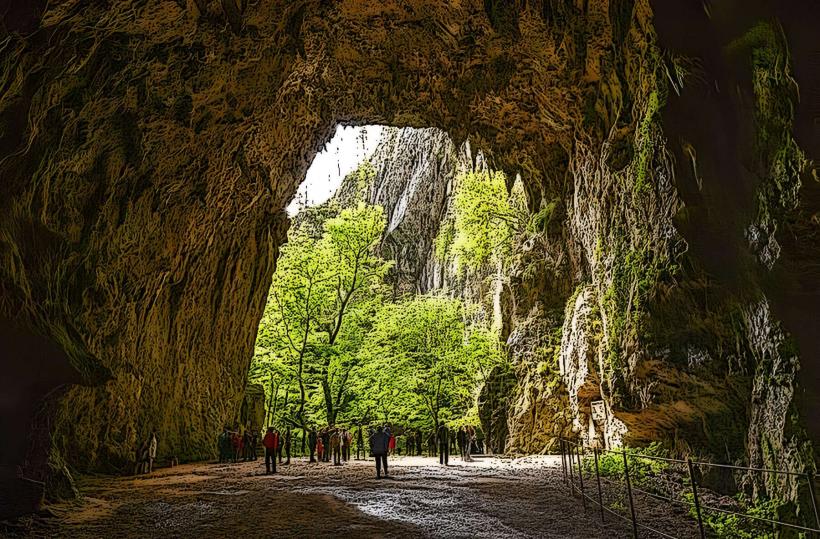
[558,438,820,538]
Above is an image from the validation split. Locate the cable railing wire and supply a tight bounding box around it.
[557,438,820,539]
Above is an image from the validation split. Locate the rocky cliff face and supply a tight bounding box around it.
[334,127,473,296]
[1,0,817,516]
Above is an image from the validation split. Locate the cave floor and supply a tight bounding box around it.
[16,455,700,538]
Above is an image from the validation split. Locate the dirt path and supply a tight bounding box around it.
[8,455,692,538]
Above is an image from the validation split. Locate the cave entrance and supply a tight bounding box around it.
[243,123,519,461]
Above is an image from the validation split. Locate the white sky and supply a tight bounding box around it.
[287,125,384,216]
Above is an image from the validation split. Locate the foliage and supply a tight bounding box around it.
[583,443,669,482]
[252,201,505,434]
[685,493,784,539]
[347,296,504,430]
[252,203,391,430]
[633,90,662,194]
[436,171,527,271]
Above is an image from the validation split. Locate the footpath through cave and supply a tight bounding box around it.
[22,455,703,539]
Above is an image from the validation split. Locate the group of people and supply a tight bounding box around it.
[310,426,355,465]
[436,424,478,465]
[135,422,481,477]
[211,422,482,479]
[133,431,158,474]
[219,425,292,470]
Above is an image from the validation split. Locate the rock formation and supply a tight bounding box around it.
[1,0,817,518]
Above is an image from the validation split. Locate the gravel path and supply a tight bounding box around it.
[7,455,697,538]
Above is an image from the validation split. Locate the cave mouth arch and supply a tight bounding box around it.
[246,122,516,450]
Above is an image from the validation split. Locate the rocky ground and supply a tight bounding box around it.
[4,455,700,538]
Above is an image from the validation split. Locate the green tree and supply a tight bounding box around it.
[437,171,527,271]
[252,203,390,433]
[351,296,501,431]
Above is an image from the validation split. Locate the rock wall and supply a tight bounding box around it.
[334,127,470,296]
[0,0,817,514]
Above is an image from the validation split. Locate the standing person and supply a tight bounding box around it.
[457,427,467,460]
[274,430,283,463]
[330,428,342,466]
[437,424,449,466]
[427,431,436,457]
[243,429,253,461]
[284,428,291,465]
[322,429,331,462]
[308,428,318,463]
[262,427,278,474]
[134,440,148,474]
[369,426,390,479]
[317,434,325,462]
[388,430,396,457]
[340,429,347,462]
[464,426,475,462]
[220,427,231,463]
[252,428,260,460]
[147,431,158,473]
[356,426,364,460]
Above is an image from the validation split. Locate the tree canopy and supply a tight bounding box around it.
[250,197,506,437]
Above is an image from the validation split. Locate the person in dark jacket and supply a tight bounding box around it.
[457,427,467,460]
[308,428,318,463]
[356,425,365,460]
[322,429,331,462]
[262,427,278,474]
[437,424,449,465]
[369,426,390,478]
[243,429,253,461]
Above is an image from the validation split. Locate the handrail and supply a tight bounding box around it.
[557,438,820,538]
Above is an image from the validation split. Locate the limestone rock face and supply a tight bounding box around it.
[0,0,817,514]
[337,127,465,295]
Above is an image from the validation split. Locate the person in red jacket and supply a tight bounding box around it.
[317,435,325,462]
[262,427,278,474]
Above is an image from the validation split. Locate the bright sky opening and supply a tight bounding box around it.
[287,125,384,216]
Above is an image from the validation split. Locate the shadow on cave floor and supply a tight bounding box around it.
[8,456,698,538]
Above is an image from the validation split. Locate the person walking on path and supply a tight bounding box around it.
[356,426,364,460]
[387,430,396,456]
[147,431,158,473]
[464,426,475,462]
[135,440,148,474]
[330,428,342,466]
[308,428,318,463]
[457,427,467,460]
[369,426,390,479]
[317,434,325,462]
[437,424,449,466]
[262,427,278,474]
[243,429,253,461]
[342,429,352,462]
[322,429,331,462]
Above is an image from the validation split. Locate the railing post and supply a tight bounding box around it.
[560,440,567,484]
[686,458,706,539]
[808,471,820,531]
[622,451,638,539]
[594,448,605,523]
[567,440,575,496]
[576,444,586,511]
